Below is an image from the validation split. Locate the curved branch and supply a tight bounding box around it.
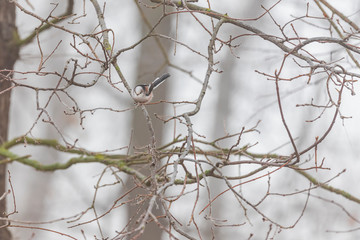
[187,17,225,116]
[151,0,314,65]
[292,37,360,55]
[89,0,132,95]
[296,169,360,204]
[15,0,75,46]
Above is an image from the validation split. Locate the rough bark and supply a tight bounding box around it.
[0,0,19,239]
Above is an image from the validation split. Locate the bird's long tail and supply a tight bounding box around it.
[148,73,170,93]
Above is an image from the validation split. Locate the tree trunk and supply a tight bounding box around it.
[126,3,171,239]
[0,0,19,239]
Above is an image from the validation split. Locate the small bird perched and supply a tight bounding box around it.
[131,73,170,104]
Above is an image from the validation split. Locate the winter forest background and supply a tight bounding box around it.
[1,0,360,239]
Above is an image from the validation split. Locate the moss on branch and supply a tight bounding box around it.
[2,136,360,207]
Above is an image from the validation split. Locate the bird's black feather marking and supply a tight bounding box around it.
[148,73,170,94]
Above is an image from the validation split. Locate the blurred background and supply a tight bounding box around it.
[6,0,360,239]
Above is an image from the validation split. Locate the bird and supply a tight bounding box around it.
[131,73,170,104]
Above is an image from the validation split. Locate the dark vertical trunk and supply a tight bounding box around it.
[0,0,19,239]
[126,4,171,239]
